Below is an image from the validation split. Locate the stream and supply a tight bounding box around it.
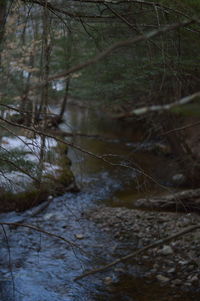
[0,104,199,300]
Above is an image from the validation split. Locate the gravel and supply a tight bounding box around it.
[86,206,200,290]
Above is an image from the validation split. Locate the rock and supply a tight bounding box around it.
[188,275,198,283]
[178,260,188,265]
[172,279,182,286]
[43,213,54,220]
[153,263,159,269]
[160,245,173,255]
[193,231,200,240]
[172,174,186,185]
[185,282,192,286]
[168,268,175,273]
[156,275,170,282]
[188,265,195,271]
[104,277,113,285]
[75,234,84,239]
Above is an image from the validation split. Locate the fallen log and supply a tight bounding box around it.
[134,188,200,212]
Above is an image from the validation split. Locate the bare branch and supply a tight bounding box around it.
[162,121,200,135]
[47,20,195,82]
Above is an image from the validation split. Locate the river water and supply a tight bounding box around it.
[0,104,197,300]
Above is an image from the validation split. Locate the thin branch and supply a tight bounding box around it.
[162,121,200,135]
[0,222,82,250]
[75,224,200,280]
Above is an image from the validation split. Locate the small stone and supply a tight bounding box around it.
[179,260,188,265]
[153,263,159,269]
[188,275,198,283]
[161,245,173,255]
[185,282,192,286]
[75,234,84,239]
[43,213,54,220]
[103,227,110,232]
[172,174,185,185]
[193,231,200,240]
[156,275,170,282]
[168,268,175,273]
[173,279,182,286]
[188,265,195,271]
[48,195,53,201]
[104,277,113,285]
[114,268,125,273]
[150,269,157,273]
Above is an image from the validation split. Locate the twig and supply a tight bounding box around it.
[75,224,200,280]
[162,121,200,135]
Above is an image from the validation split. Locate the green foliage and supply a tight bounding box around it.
[48,1,200,109]
[0,148,37,173]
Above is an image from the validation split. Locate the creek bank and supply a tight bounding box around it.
[0,135,77,213]
[86,205,200,291]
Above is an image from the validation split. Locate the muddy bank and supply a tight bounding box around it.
[86,205,200,292]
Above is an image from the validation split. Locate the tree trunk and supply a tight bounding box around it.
[0,0,7,65]
[37,1,51,185]
[58,77,70,123]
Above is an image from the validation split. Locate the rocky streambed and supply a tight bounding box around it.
[86,205,200,293]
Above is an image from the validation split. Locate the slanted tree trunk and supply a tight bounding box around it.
[0,0,7,65]
[57,76,70,123]
[37,1,51,185]
[56,22,72,124]
[20,54,35,125]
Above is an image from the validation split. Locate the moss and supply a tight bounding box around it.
[45,141,78,194]
[0,186,49,212]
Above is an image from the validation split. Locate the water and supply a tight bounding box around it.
[0,177,137,301]
[0,104,199,300]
